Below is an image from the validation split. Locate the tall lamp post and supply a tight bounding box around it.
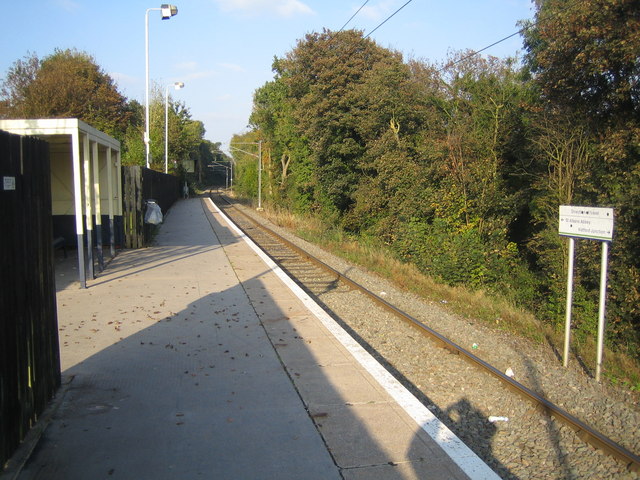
[145,4,178,169]
[165,81,184,173]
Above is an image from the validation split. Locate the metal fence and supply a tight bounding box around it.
[0,130,61,468]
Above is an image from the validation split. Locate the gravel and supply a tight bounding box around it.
[231,201,640,480]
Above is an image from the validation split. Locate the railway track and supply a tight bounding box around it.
[209,192,640,479]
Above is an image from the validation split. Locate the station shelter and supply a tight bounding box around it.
[0,118,122,288]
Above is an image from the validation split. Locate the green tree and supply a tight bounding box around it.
[431,53,534,237]
[230,130,263,201]
[523,0,639,123]
[251,78,304,199]
[523,0,640,349]
[1,49,131,139]
[121,100,145,166]
[0,51,40,118]
[246,32,537,302]
[273,29,411,218]
[383,54,537,300]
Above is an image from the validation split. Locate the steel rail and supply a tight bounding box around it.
[211,192,640,473]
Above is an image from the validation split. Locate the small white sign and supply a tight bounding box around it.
[3,176,16,191]
[559,205,614,241]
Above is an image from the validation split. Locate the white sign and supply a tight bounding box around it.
[3,176,16,191]
[559,205,614,241]
[183,159,195,173]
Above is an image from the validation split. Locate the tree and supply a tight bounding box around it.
[1,49,131,139]
[0,51,40,118]
[230,130,263,201]
[250,79,299,192]
[523,0,640,348]
[522,0,640,124]
[121,100,145,166]
[245,32,537,297]
[273,29,411,218]
[430,53,534,238]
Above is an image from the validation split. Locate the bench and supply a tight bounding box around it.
[53,237,67,258]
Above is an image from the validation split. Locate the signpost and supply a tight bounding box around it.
[559,206,614,241]
[559,206,614,381]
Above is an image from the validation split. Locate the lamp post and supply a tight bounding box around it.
[145,4,178,169]
[165,81,184,173]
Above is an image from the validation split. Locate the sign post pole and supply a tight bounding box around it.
[596,241,610,382]
[563,237,575,368]
[558,206,613,380]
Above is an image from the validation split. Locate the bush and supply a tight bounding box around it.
[393,217,538,309]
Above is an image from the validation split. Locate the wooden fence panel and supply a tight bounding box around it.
[0,130,60,468]
[122,166,144,249]
[122,166,180,248]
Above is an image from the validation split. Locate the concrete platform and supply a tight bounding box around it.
[8,197,499,480]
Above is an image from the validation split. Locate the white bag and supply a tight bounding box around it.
[144,200,163,225]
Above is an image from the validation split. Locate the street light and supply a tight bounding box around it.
[161,4,178,18]
[145,4,178,169]
[165,81,184,173]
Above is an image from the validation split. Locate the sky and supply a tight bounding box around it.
[1,0,535,148]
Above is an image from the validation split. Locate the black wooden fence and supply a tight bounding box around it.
[122,166,180,248]
[1,130,61,468]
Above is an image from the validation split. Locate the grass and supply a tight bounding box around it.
[252,200,640,393]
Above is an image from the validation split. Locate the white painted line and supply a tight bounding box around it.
[207,198,500,480]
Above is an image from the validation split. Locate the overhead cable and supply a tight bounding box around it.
[338,0,370,32]
[437,29,525,72]
[437,0,583,72]
[364,0,414,39]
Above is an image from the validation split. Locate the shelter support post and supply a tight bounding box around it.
[71,130,86,289]
[116,151,122,254]
[82,134,94,280]
[92,140,104,271]
[106,147,115,258]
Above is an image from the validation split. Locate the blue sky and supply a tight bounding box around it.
[1,0,534,146]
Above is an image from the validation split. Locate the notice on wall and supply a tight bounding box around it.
[559,205,614,241]
[183,159,195,173]
[3,176,16,190]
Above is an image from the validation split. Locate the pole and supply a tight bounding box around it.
[164,85,169,173]
[258,140,262,210]
[595,241,610,382]
[92,141,104,272]
[145,8,151,168]
[563,237,575,367]
[71,130,86,288]
[144,6,178,169]
[82,134,94,280]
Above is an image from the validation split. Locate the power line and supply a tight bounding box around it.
[437,28,526,72]
[364,0,414,39]
[436,0,584,73]
[338,0,370,32]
